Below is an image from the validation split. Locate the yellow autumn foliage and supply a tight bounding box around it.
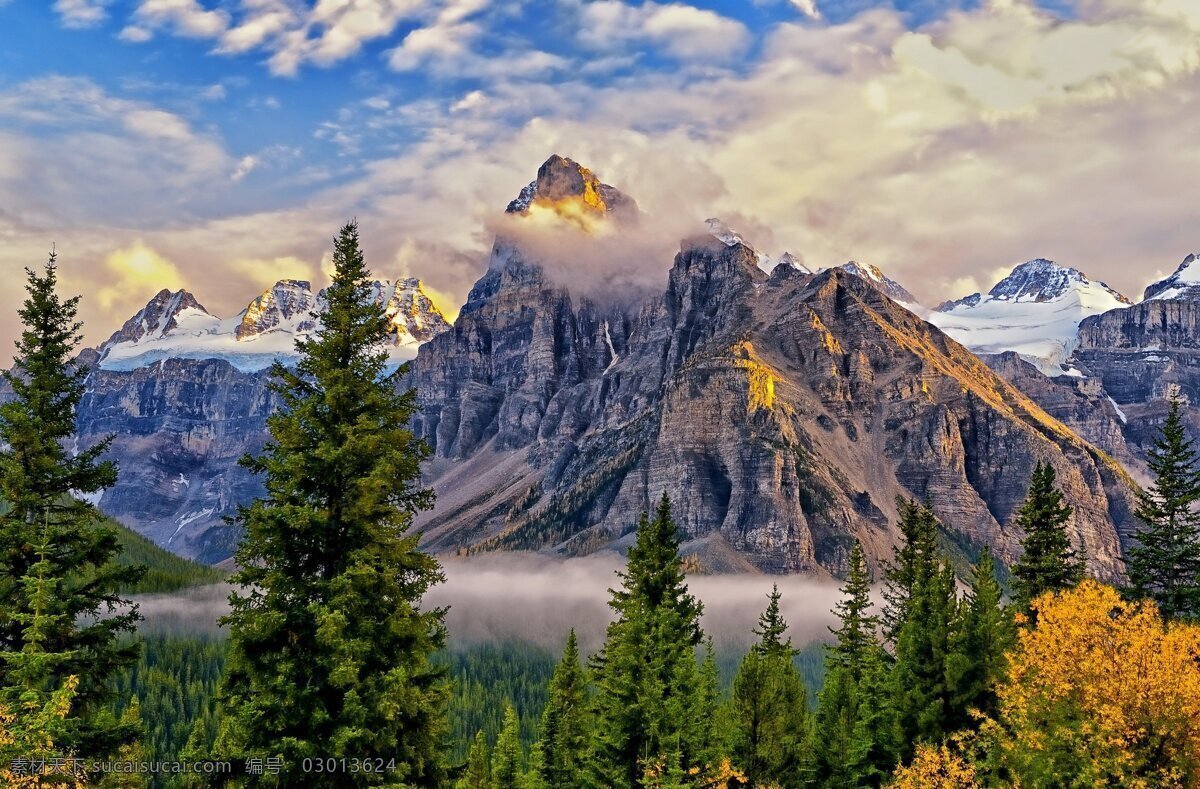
[994,580,1200,787]
[0,675,87,787]
[891,742,978,788]
[893,581,1200,787]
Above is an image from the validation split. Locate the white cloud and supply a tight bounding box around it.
[118,25,154,42]
[231,155,259,182]
[54,0,110,28]
[127,0,230,40]
[789,0,820,20]
[577,0,752,61]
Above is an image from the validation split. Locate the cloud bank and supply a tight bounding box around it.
[129,556,846,654]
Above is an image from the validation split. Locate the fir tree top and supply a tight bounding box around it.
[1012,461,1082,609]
[1127,396,1200,619]
[829,541,880,675]
[752,585,794,657]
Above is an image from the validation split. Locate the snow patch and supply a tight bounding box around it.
[1106,396,1128,424]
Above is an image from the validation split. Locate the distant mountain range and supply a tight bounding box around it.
[26,154,1199,577]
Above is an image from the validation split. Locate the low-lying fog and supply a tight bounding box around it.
[131,554,845,653]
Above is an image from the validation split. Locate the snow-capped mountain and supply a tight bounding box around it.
[1144,253,1200,301]
[839,261,920,309]
[929,259,1131,376]
[234,279,318,340]
[98,278,451,373]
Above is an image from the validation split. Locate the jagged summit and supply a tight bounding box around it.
[235,279,318,340]
[1144,253,1200,301]
[102,289,214,347]
[929,258,1131,376]
[505,154,637,218]
[98,277,450,373]
[987,259,1130,304]
[837,261,920,308]
[777,252,812,274]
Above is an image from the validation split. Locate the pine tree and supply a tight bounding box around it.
[813,542,892,787]
[693,640,723,771]
[945,547,1012,731]
[217,222,449,785]
[881,499,940,639]
[0,255,143,758]
[492,704,523,789]
[457,730,490,789]
[535,629,590,787]
[888,556,959,762]
[1126,397,1200,619]
[586,493,708,788]
[1011,461,1083,610]
[728,585,810,788]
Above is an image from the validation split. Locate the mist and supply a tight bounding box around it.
[482,201,712,309]
[130,555,845,655]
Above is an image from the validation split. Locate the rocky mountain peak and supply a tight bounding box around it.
[1144,253,1200,301]
[839,261,920,307]
[777,252,812,274]
[235,279,317,340]
[371,278,452,344]
[505,154,637,219]
[935,293,982,312]
[102,288,213,348]
[987,259,1130,304]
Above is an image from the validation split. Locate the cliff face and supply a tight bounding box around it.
[73,359,276,563]
[409,217,1136,578]
[1073,298,1200,454]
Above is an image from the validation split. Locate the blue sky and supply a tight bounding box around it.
[0,0,1197,349]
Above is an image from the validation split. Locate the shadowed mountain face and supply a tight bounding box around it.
[407,163,1137,578]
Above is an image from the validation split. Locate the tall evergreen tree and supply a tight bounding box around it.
[535,630,589,787]
[887,558,959,762]
[945,547,1012,731]
[1011,461,1083,610]
[880,498,940,639]
[813,542,892,787]
[1126,397,1200,619]
[492,704,523,789]
[456,731,490,789]
[586,493,710,788]
[0,255,143,758]
[727,585,810,788]
[217,222,449,785]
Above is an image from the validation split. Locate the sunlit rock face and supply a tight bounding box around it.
[407,158,1137,578]
[505,154,638,225]
[235,279,318,340]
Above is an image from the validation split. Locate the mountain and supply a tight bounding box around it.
[402,155,1135,579]
[929,259,1131,376]
[1144,253,1200,301]
[60,277,451,561]
[98,277,449,373]
[1069,258,1200,459]
[839,261,920,310]
[34,155,1154,575]
[506,153,638,219]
